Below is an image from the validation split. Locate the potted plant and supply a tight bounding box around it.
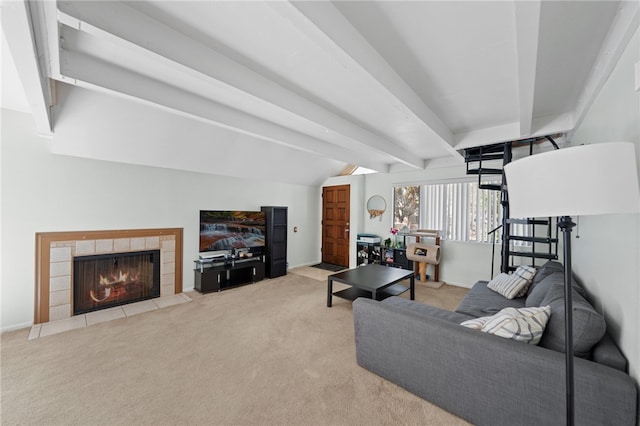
[389,228,399,247]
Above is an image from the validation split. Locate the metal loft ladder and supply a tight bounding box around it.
[464,137,560,276]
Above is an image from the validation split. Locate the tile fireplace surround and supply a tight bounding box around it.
[34,228,183,325]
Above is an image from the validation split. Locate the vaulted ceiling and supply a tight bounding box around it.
[2,1,638,185]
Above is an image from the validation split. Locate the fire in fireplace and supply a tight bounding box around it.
[73,250,160,315]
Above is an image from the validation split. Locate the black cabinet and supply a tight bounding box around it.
[195,267,220,293]
[382,247,412,270]
[357,241,382,266]
[194,257,265,293]
[261,206,288,278]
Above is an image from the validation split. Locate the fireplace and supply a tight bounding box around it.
[34,228,183,324]
[73,250,160,315]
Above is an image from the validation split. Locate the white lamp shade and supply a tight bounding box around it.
[503,142,640,218]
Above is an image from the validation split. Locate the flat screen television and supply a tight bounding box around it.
[199,210,266,254]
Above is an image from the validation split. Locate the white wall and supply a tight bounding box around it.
[570,28,640,382]
[324,162,500,287]
[50,84,347,187]
[0,108,322,331]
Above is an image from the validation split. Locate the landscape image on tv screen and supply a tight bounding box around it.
[199,210,266,252]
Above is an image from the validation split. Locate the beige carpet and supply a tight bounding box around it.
[1,267,471,425]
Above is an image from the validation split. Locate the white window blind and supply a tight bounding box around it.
[397,180,532,244]
[421,181,505,243]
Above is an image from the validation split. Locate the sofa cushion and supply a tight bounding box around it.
[456,281,526,318]
[527,262,587,302]
[526,270,588,308]
[382,296,475,324]
[526,272,563,307]
[461,306,551,345]
[487,266,536,299]
[591,334,628,372]
[538,283,606,358]
[527,260,564,295]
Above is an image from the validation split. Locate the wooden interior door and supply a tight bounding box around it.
[322,184,350,267]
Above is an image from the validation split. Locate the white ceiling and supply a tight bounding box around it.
[2,1,638,185]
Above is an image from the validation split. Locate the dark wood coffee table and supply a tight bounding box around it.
[327,264,415,307]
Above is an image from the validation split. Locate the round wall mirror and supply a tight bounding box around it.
[367,195,386,221]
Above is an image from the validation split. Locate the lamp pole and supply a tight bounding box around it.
[504,142,640,425]
[558,215,575,426]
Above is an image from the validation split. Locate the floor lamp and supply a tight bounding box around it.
[503,142,640,425]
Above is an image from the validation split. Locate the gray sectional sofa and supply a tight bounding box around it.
[353,261,638,425]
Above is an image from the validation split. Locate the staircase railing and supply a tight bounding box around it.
[487,224,502,279]
[464,136,560,274]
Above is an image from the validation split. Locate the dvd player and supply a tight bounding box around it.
[199,250,229,259]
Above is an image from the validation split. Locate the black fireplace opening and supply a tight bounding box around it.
[73,250,160,315]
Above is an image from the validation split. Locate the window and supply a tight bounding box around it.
[421,181,502,243]
[394,180,531,244]
[393,186,420,231]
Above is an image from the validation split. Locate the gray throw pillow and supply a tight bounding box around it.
[527,260,564,295]
[526,272,564,307]
[538,283,606,358]
[526,269,586,307]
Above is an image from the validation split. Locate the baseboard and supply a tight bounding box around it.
[419,280,444,289]
[289,261,322,269]
[1,321,33,334]
[439,280,473,289]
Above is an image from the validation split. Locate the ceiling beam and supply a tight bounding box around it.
[58,48,390,173]
[27,0,60,82]
[1,0,53,136]
[513,0,541,137]
[568,1,639,140]
[453,113,572,150]
[56,0,422,169]
[453,122,521,150]
[278,1,463,161]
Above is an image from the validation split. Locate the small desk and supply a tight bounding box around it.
[327,264,415,307]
